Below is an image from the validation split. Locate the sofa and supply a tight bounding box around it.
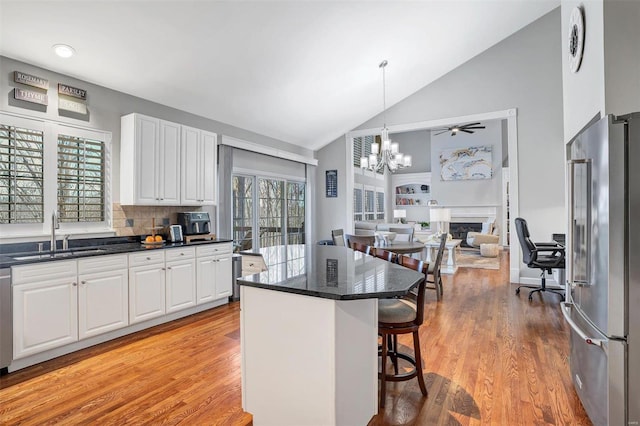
[354,221,418,243]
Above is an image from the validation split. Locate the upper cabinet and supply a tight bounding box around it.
[120,113,217,206]
[181,126,217,205]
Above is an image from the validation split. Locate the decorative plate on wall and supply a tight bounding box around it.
[568,6,585,73]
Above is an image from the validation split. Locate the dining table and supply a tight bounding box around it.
[376,241,426,256]
[237,244,424,426]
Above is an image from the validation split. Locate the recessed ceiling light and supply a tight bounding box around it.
[53,44,75,58]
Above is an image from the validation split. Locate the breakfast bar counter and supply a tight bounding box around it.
[237,245,424,425]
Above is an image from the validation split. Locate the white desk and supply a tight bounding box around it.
[423,239,462,274]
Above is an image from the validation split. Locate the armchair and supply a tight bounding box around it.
[466,220,499,248]
[514,217,565,301]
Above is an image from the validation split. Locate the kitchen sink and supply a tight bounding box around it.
[12,248,107,260]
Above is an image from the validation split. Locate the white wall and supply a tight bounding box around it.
[430,119,502,209]
[315,136,350,242]
[561,0,640,141]
[316,9,565,281]
[0,56,313,204]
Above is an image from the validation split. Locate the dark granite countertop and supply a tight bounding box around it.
[237,245,424,301]
[0,236,233,269]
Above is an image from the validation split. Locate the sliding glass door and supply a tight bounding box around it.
[232,174,305,253]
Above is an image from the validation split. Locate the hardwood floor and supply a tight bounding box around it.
[0,253,591,425]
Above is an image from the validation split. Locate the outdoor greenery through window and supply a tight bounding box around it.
[57,134,105,222]
[232,175,305,253]
[0,124,44,224]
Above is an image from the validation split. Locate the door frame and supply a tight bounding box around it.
[346,108,520,282]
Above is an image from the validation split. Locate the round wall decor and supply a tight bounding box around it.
[568,6,585,73]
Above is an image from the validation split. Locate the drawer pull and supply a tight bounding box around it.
[72,282,77,287]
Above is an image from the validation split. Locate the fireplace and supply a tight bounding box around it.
[450,222,482,247]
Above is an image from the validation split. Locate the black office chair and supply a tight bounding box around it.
[514,217,565,301]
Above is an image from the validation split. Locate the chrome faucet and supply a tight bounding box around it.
[51,211,59,253]
[63,234,71,251]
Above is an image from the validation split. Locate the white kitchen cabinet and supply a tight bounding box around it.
[165,247,196,313]
[214,251,233,299]
[128,251,166,324]
[120,113,181,205]
[12,260,78,359]
[181,125,217,205]
[196,243,232,303]
[78,255,129,340]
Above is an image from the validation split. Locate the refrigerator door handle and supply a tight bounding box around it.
[561,301,606,347]
[567,158,592,288]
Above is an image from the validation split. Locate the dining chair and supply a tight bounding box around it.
[350,241,371,255]
[426,233,448,301]
[372,247,395,263]
[345,234,375,248]
[331,229,345,246]
[388,227,414,242]
[377,256,428,408]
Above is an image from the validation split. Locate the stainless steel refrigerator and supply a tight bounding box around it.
[563,113,640,425]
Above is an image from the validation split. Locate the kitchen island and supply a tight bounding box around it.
[237,245,424,426]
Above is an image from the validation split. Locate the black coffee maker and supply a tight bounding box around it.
[177,212,211,236]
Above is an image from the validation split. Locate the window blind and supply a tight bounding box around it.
[57,134,105,222]
[0,124,44,224]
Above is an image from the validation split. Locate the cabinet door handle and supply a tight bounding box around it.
[167,267,171,270]
[162,267,167,270]
[180,253,185,256]
[81,280,87,285]
[72,282,77,286]
[146,257,151,260]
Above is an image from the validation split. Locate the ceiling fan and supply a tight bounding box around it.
[433,122,485,136]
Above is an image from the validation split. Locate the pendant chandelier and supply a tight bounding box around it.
[360,60,411,173]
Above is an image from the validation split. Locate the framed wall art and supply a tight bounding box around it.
[326,170,338,197]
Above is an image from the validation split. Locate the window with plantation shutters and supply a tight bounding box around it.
[364,187,375,221]
[57,134,105,222]
[0,124,44,224]
[353,135,381,175]
[376,190,385,220]
[353,186,363,222]
[353,136,363,168]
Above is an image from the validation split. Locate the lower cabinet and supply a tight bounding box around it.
[78,255,129,340]
[129,251,166,324]
[214,252,233,300]
[11,243,230,363]
[13,272,79,359]
[196,243,233,303]
[165,247,196,313]
[12,256,131,359]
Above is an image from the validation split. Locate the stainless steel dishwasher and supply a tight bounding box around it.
[0,268,11,374]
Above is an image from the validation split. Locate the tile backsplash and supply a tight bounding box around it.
[112,203,213,237]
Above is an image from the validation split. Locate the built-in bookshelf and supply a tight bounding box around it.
[393,173,432,207]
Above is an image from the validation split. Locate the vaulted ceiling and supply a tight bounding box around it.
[0,1,559,150]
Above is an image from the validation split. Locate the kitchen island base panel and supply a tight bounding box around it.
[241,285,378,426]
